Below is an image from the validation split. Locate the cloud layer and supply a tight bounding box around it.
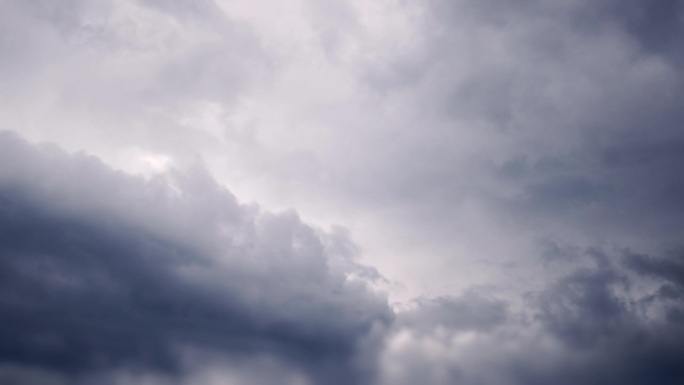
[2,0,684,384]
[0,132,390,384]
[2,132,684,385]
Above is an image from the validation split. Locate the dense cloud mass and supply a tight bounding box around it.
[381,250,684,385]
[2,0,684,384]
[2,132,684,385]
[0,132,390,384]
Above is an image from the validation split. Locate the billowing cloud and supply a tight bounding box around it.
[0,132,391,384]
[380,247,684,385]
[3,131,684,385]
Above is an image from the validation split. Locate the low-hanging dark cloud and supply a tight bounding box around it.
[381,248,684,385]
[3,132,684,385]
[0,132,391,384]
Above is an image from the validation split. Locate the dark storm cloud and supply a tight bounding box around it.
[625,251,684,316]
[594,0,684,58]
[9,129,684,385]
[625,251,684,286]
[527,249,684,385]
[381,247,684,385]
[2,132,684,384]
[0,132,391,384]
[535,267,629,349]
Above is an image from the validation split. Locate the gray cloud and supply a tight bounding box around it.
[398,293,509,333]
[0,132,390,384]
[380,247,684,385]
[596,0,684,58]
[2,129,684,384]
[329,0,684,293]
[3,0,684,384]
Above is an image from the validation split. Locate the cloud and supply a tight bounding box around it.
[2,129,684,384]
[0,132,391,384]
[378,246,684,385]
[595,0,684,58]
[3,0,684,384]
[397,293,509,333]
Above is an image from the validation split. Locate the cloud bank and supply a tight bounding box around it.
[0,132,390,384]
[2,132,684,384]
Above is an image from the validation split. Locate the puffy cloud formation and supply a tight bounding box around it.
[0,132,390,384]
[381,250,684,385]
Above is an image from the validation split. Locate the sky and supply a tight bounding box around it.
[1,0,684,384]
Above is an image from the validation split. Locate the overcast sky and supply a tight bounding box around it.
[2,0,684,384]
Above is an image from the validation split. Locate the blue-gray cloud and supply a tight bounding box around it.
[0,132,391,384]
[2,130,684,384]
[381,247,684,385]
